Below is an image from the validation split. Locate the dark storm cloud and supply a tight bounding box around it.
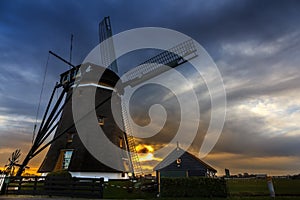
[157,0,300,67]
[216,117,300,157]
[0,96,35,116]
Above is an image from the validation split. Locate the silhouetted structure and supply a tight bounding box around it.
[38,63,131,180]
[154,147,217,178]
[225,168,230,178]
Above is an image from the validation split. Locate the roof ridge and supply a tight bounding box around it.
[153,147,217,173]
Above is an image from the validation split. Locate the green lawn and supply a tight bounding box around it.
[4,178,300,199]
[227,178,300,196]
[158,198,300,200]
[103,178,300,199]
[103,180,156,199]
[227,179,269,196]
[226,197,300,200]
[273,179,300,195]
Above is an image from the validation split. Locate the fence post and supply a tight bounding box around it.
[91,179,95,193]
[33,176,38,195]
[71,177,76,198]
[99,177,104,199]
[0,174,6,195]
[18,177,22,194]
[48,176,52,197]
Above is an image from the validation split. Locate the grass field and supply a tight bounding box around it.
[103,180,156,199]
[3,177,300,199]
[159,198,300,200]
[103,178,300,199]
[227,178,300,196]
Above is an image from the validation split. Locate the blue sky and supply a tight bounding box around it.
[1,0,300,175]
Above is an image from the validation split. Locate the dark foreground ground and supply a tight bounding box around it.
[1,178,300,199]
[2,195,300,200]
[0,196,90,200]
[0,196,79,200]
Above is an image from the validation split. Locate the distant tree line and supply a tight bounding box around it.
[291,174,300,179]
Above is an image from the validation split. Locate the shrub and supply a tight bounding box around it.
[46,170,72,179]
[160,177,227,198]
[44,170,72,188]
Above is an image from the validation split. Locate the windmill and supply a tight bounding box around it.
[16,17,197,178]
[4,149,22,176]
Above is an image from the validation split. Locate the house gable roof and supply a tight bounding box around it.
[153,147,217,173]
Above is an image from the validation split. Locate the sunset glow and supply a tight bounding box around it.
[136,144,155,162]
[1,0,300,177]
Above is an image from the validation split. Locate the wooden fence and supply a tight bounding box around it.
[2,176,103,198]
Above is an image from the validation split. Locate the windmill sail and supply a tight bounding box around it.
[121,39,197,88]
[118,39,198,176]
[99,16,118,74]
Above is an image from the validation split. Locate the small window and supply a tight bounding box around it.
[176,158,182,167]
[62,150,73,169]
[62,74,69,84]
[119,137,123,148]
[67,133,74,143]
[98,116,105,126]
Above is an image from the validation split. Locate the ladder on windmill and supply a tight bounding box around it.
[121,99,143,176]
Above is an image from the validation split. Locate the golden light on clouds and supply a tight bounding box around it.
[136,144,155,162]
[0,167,40,175]
[0,144,47,175]
[135,144,162,173]
[139,153,154,162]
[205,152,300,176]
[136,144,154,153]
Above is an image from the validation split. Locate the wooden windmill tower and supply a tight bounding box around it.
[16,17,197,179]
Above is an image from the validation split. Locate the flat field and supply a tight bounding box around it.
[227,178,300,196]
[103,178,300,199]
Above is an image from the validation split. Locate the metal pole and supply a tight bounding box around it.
[69,34,73,69]
[49,51,76,68]
[37,91,72,144]
[35,84,58,142]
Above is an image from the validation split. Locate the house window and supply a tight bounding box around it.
[62,150,73,169]
[176,158,182,167]
[67,133,74,143]
[98,116,105,126]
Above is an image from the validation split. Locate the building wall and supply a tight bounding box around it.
[155,148,216,178]
[70,172,129,181]
[159,152,210,175]
[38,65,131,176]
